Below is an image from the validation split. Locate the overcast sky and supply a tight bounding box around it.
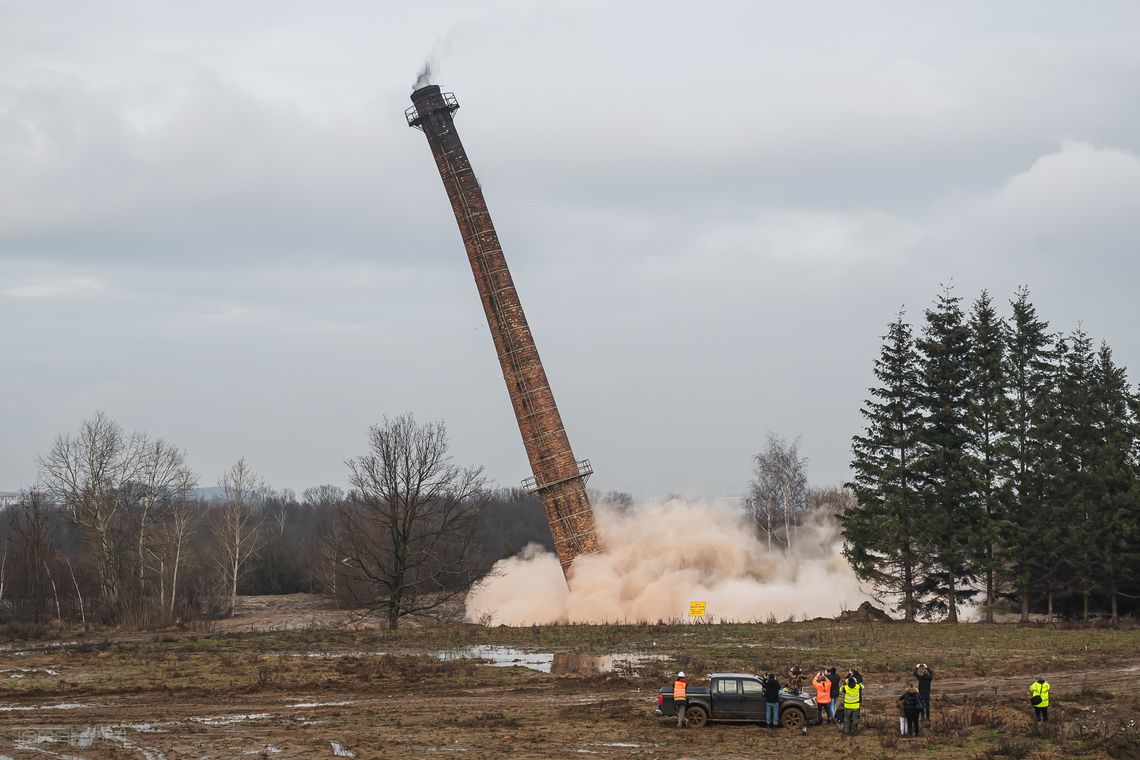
[3,1,1139,499]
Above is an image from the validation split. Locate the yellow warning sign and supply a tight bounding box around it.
[689,601,707,617]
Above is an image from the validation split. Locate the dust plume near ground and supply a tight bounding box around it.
[466,497,872,625]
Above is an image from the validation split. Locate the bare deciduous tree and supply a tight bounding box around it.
[211,457,267,616]
[8,489,57,624]
[132,439,196,594]
[338,414,486,630]
[749,433,809,550]
[37,412,141,607]
[165,497,201,620]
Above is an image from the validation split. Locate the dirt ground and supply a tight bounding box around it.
[1,597,1137,759]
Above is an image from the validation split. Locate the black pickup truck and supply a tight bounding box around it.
[655,673,817,729]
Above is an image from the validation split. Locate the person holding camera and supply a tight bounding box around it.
[913,663,933,722]
[812,670,832,724]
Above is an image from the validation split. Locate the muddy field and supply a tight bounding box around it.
[2,598,1138,759]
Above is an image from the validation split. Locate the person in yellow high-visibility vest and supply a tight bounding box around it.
[1028,676,1050,723]
[673,672,688,727]
[840,675,864,734]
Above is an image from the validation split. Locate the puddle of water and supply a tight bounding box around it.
[0,703,94,712]
[290,700,355,708]
[13,726,165,760]
[2,667,60,678]
[0,640,79,653]
[287,650,387,659]
[191,713,271,726]
[438,646,555,672]
[437,646,663,675]
[331,741,355,757]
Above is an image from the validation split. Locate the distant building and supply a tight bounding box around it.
[0,491,23,508]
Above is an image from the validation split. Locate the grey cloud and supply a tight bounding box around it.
[3,0,1140,498]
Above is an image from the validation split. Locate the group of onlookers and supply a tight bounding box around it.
[759,667,863,731]
[805,663,932,736]
[672,663,1052,734]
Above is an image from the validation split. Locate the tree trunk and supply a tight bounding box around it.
[782,487,792,549]
[0,540,7,606]
[387,598,400,630]
[1020,582,1030,624]
[1110,590,1118,627]
[903,563,915,622]
[65,558,86,627]
[946,574,958,624]
[229,550,240,617]
[43,561,62,624]
[984,566,994,624]
[169,541,182,619]
[1082,589,1089,625]
[1047,591,1054,625]
[138,521,147,595]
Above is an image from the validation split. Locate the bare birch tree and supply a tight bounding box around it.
[749,433,809,550]
[164,497,201,620]
[132,439,196,595]
[211,458,266,616]
[338,414,486,630]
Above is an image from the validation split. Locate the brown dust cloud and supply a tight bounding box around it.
[466,497,873,625]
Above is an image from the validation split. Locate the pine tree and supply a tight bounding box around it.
[965,291,1012,623]
[914,286,977,622]
[845,312,926,621]
[1003,288,1054,622]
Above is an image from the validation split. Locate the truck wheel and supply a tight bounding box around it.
[684,706,708,728]
[780,707,806,729]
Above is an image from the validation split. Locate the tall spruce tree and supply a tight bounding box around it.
[846,312,926,621]
[1088,343,1138,624]
[965,291,1012,623]
[1003,288,1054,622]
[1032,332,1072,622]
[1052,330,1100,621]
[915,286,978,622]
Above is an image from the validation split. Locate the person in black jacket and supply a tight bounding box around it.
[913,664,933,721]
[898,682,922,736]
[761,673,781,728]
[826,667,841,723]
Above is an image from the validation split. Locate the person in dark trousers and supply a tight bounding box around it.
[840,675,863,734]
[812,670,832,724]
[673,671,688,727]
[913,663,933,721]
[899,682,922,736]
[1028,676,1050,724]
[826,667,841,723]
[762,672,781,728]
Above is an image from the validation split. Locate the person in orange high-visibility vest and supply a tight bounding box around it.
[812,670,832,724]
[673,672,688,727]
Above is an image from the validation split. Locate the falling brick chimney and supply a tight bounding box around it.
[406,84,600,577]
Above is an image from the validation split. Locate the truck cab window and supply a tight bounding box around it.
[716,679,739,696]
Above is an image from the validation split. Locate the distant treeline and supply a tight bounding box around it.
[845,287,1139,623]
[0,412,574,630]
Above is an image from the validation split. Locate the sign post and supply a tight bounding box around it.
[689,601,707,618]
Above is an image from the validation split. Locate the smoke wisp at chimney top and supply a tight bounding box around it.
[413,60,434,91]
